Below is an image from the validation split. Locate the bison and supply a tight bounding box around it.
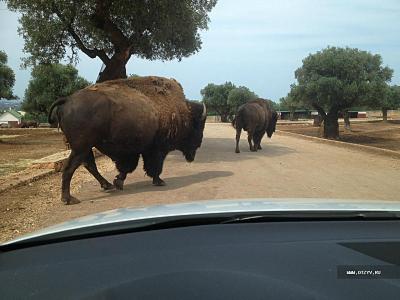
[232,99,278,153]
[20,121,39,128]
[48,76,207,205]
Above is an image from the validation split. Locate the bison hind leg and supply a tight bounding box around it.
[114,154,140,190]
[83,150,114,191]
[235,128,242,153]
[61,150,87,205]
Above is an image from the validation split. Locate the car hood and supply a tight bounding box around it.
[3,198,400,246]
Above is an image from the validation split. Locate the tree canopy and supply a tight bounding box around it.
[387,85,400,109]
[22,64,90,121]
[376,84,400,120]
[0,50,16,100]
[290,46,393,138]
[227,86,258,112]
[201,82,259,122]
[6,0,217,82]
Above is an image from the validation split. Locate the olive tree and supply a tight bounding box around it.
[279,93,303,121]
[380,85,400,121]
[227,86,258,114]
[22,64,90,121]
[290,47,392,139]
[201,82,236,122]
[0,50,16,99]
[6,0,217,82]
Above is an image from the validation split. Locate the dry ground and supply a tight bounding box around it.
[1,123,400,243]
[278,120,400,151]
[0,128,65,176]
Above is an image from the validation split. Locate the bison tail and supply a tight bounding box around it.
[48,97,68,126]
[231,116,236,128]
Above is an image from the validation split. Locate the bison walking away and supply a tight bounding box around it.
[232,99,278,153]
[49,76,207,205]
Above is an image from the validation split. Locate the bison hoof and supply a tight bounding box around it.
[113,178,124,190]
[258,145,262,150]
[62,196,81,205]
[102,182,115,191]
[153,178,166,186]
[250,147,257,152]
[235,148,240,153]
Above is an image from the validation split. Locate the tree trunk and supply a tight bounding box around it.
[382,109,388,122]
[313,115,323,127]
[220,114,229,123]
[96,51,130,83]
[323,110,339,139]
[343,110,351,130]
[289,110,295,121]
[97,60,127,82]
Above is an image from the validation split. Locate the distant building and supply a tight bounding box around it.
[0,109,22,126]
[279,110,313,120]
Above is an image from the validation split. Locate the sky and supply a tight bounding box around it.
[1,0,399,102]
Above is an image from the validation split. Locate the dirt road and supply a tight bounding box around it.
[1,123,400,242]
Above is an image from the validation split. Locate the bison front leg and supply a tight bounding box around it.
[61,151,86,205]
[114,154,140,190]
[143,150,167,186]
[253,131,265,150]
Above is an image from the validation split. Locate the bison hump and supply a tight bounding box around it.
[83,76,191,139]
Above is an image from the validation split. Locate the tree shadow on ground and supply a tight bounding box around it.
[85,170,233,201]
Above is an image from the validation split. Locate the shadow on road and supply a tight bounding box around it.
[84,170,233,202]
[193,137,296,163]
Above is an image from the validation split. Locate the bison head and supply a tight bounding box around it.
[267,110,278,138]
[180,102,207,162]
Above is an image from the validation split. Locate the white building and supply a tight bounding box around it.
[0,109,22,125]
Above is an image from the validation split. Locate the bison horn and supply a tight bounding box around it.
[202,103,207,120]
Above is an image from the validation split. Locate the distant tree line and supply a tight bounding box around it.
[201,82,278,122]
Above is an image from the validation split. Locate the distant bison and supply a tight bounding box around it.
[232,99,278,153]
[49,76,207,205]
[20,121,39,128]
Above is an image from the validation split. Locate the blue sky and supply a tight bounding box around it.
[1,0,399,102]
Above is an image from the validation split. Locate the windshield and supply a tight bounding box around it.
[0,0,399,243]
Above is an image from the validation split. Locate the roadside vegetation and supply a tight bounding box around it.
[21,64,90,122]
[0,50,16,100]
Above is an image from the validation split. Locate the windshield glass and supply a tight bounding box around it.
[0,0,399,243]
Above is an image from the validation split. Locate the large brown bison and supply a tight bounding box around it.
[48,76,207,205]
[232,99,278,153]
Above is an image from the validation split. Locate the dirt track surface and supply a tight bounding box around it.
[1,123,400,242]
[0,128,65,176]
[279,120,400,151]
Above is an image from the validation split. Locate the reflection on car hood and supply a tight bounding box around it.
[3,198,400,245]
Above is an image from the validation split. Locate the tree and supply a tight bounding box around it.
[279,94,303,121]
[22,64,90,121]
[6,0,217,82]
[201,82,236,122]
[379,85,400,121]
[0,50,16,99]
[290,47,392,138]
[227,86,258,114]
